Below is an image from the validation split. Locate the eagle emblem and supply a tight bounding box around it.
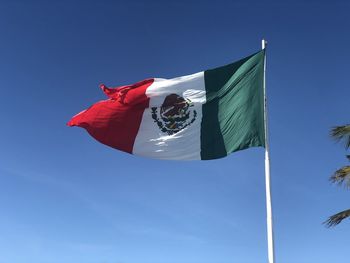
[151,94,197,135]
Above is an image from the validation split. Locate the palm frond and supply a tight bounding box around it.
[330,166,350,188]
[324,209,350,227]
[330,125,350,149]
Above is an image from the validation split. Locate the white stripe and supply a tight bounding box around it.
[132,72,206,160]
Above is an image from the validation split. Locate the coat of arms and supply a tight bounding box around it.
[151,94,197,135]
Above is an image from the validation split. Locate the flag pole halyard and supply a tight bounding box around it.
[262,39,275,263]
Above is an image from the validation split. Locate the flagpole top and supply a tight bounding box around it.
[262,39,267,50]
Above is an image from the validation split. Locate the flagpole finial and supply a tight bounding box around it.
[262,39,267,50]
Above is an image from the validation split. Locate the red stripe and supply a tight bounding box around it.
[68,79,154,153]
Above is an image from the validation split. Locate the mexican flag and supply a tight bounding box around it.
[68,50,266,160]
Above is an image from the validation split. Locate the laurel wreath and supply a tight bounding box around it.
[151,107,197,135]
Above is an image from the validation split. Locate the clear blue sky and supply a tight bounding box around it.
[1,1,349,262]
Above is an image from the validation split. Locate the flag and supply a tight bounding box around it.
[68,50,265,160]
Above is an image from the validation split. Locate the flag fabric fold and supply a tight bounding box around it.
[68,50,265,160]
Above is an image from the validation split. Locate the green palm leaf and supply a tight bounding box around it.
[330,166,350,188]
[325,124,350,227]
[324,209,350,227]
[330,125,350,149]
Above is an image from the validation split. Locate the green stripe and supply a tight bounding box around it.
[201,51,265,160]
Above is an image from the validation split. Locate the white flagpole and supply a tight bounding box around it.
[262,39,275,263]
